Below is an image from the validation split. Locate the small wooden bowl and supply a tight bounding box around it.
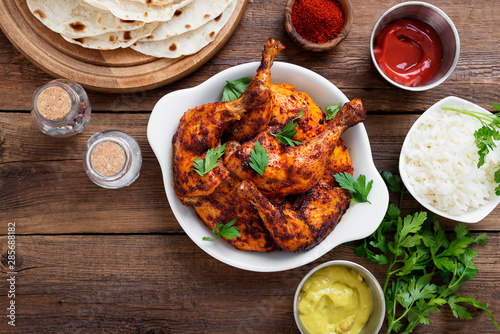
[284,0,353,51]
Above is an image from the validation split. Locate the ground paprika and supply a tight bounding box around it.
[291,0,345,44]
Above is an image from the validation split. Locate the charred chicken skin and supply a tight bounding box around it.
[223,98,366,197]
[189,177,276,252]
[172,38,284,201]
[228,40,285,142]
[232,138,354,252]
[172,39,366,252]
[187,137,353,252]
[269,83,327,141]
[235,180,351,252]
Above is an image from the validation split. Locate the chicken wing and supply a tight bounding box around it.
[224,98,366,197]
[235,180,351,252]
[173,38,284,200]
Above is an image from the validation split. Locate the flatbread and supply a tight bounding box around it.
[27,0,145,38]
[131,0,235,58]
[81,0,194,23]
[62,22,159,50]
[127,0,176,5]
[144,0,233,41]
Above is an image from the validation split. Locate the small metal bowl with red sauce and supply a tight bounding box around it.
[370,1,460,91]
[284,0,353,52]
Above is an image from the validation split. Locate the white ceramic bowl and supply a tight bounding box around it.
[399,96,500,223]
[294,260,385,334]
[370,1,460,91]
[148,61,389,272]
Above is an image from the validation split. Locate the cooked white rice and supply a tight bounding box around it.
[401,108,500,216]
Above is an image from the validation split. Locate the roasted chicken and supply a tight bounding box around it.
[228,42,285,142]
[223,99,366,197]
[172,39,366,252]
[189,177,276,252]
[269,82,327,141]
[187,138,353,252]
[173,38,284,201]
[235,180,351,252]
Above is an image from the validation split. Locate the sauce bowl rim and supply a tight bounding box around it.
[293,260,385,334]
[369,1,460,91]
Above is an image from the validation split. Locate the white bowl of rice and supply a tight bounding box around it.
[399,96,500,223]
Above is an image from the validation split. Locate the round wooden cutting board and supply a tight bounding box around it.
[0,0,248,93]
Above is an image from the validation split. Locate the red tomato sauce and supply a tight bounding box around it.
[373,19,443,87]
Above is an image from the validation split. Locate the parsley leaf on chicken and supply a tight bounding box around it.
[192,143,227,177]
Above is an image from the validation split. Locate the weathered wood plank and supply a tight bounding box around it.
[0,0,500,112]
[0,158,180,234]
[0,234,499,333]
[0,113,154,163]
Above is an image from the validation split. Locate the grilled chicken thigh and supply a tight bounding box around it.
[231,135,354,252]
[190,177,276,252]
[269,82,327,141]
[235,179,351,252]
[223,98,366,197]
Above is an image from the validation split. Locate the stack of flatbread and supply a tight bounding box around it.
[27,0,237,58]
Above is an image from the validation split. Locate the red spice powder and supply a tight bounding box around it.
[291,0,345,44]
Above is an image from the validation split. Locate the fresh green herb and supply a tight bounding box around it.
[192,143,227,177]
[441,105,500,167]
[272,109,305,147]
[381,170,409,208]
[334,172,373,204]
[221,77,252,102]
[442,105,500,195]
[324,103,341,121]
[202,218,241,241]
[249,141,269,175]
[355,171,499,333]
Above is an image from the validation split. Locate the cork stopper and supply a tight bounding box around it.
[36,86,72,120]
[91,141,126,176]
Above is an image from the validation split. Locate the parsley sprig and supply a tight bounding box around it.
[272,109,305,147]
[192,143,227,177]
[442,105,500,167]
[355,171,499,333]
[249,141,269,176]
[442,105,500,195]
[202,218,241,241]
[334,172,373,204]
[324,103,341,121]
[221,77,251,102]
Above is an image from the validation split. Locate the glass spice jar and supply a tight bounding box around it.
[31,79,91,137]
[83,130,142,189]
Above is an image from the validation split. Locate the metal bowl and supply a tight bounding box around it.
[294,260,385,334]
[370,1,460,91]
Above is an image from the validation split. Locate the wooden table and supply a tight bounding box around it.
[1,0,500,332]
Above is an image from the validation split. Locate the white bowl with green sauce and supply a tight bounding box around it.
[294,260,385,334]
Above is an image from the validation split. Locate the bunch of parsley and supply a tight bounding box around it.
[355,171,499,333]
